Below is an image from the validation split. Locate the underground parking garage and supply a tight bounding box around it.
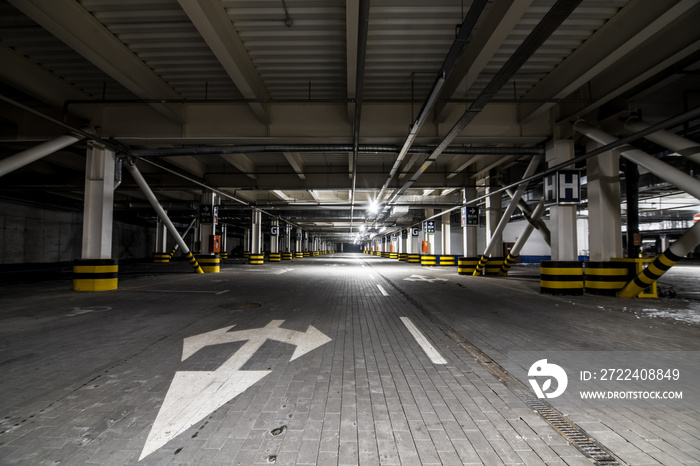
[1,0,700,464]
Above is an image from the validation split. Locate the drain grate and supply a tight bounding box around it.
[371,264,622,466]
[219,302,261,311]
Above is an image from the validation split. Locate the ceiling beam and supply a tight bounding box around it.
[346,0,359,123]
[8,0,184,123]
[162,156,209,179]
[177,0,271,124]
[220,153,257,180]
[283,152,306,180]
[0,44,92,119]
[435,0,533,123]
[520,0,698,123]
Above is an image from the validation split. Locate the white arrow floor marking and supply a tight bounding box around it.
[139,320,331,460]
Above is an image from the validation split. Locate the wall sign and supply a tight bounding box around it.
[544,170,581,206]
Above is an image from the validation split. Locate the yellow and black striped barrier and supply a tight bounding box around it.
[437,255,456,266]
[458,257,479,275]
[73,259,118,291]
[389,252,398,260]
[497,254,518,276]
[303,251,311,257]
[295,251,304,258]
[407,254,421,263]
[185,251,204,273]
[615,256,670,298]
[584,261,635,296]
[282,252,293,260]
[243,251,251,259]
[398,253,407,261]
[219,252,228,260]
[248,253,265,265]
[313,251,320,256]
[268,253,281,262]
[420,254,437,266]
[540,260,583,295]
[485,257,504,275]
[472,255,489,275]
[168,247,177,258]
[196,254,220,273]
[153,253,170,263]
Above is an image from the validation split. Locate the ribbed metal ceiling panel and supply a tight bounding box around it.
[79,0,243,100]
[365,0,465,100]
[0,0,136,99]
[466,0,630,99]
[225,0,347,99]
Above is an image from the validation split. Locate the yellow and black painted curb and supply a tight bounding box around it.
[219,252,228,259]
[617,250,681,298]
[73,259,118,291]
[420,254,437,266]
[185,251,204,273]
[584,261,635,296]
[282,252,293,260]
[268,253,282,262]
[248,253,265,265]
[540,260,583,295]
[153,253,170,263]
[196,254,220,273]
[407,254,421,263]
[389,252,398,260]
[295,251,304,258]
[398,253,408,261]
[485,257,504,275]
[243,251,251,259]
[458,257,479,275]
[303,251,311,257]
[437,255,456,266]
[498,254,518,276]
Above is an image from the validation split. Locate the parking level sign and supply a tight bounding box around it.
[465,206,479,226]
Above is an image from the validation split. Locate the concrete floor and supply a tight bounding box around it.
[0,254,698,465]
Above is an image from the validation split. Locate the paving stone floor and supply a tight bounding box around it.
[0,253,698,465]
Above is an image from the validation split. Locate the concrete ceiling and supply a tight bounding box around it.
[1,0,700,241]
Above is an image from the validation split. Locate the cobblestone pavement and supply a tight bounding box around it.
[0,254,698,465]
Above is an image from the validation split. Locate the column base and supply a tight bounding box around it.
[196,254,220,273]
[73,259,118,291]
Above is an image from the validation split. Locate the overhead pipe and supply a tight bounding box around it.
[349,0,371,235]
[498,198,547,276]
[473,156,542,275]
[617,219,700,298]
[573,121,700,201]
[130,145,544,158]
[0,130,85,178]
[624,117,700,164]
[376,0,490,204]
[388,0,584,204]
[126,160,203,273]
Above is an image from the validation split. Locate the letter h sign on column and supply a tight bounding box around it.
[544,170,580,206]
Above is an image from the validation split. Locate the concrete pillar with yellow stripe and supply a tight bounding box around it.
[74,142,119,291]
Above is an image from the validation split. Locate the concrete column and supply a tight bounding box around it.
[285,223,292,252]
[220,224,228,256]
[81,142,114,260]
[270,218,279,253]
[464,180,479,257]
[586,140,622,261]
[441,211,451,255]
[546,139,578,261]
[199,192,218,255]
[424,209,434,254]
[156,215,168,254]
[485,175,502,257]
[400,229,406,254]
[251,210,262,254]
[243,228,251,253]
[303,231,309,251]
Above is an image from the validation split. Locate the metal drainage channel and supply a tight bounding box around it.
[368,264,622,466]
